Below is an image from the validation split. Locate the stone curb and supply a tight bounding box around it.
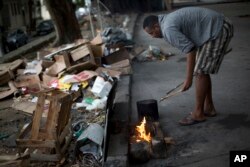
[1,32,56,63]
[104,13,138,166]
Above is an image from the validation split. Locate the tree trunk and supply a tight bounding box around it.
[44,0,82,46]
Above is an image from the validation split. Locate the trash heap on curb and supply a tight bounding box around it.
[0,31,133,166]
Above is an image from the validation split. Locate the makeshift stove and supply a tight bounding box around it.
[129,117,169,163]
[129,99,174,164]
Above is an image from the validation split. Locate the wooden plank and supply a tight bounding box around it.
[18,122,32,139]
[16,139,56,148]
[31,94,46,139]
[57,100,71,135]
[30,153,60,162]
[58,121,70,144]
[0,159,29,167]
[0,154,30,167]
[45,97,60,140]
[61,131,72,154]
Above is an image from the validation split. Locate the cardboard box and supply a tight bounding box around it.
[66,61,97,74]
[46,54,71,76]
[41,60,54,69]
[90,44,105,58]
[102,48,130,65]
[70,45,92,62]
[105,59,132,75]
[90,33,103,45]
[14,74,41,88]
[42,73,58,87]
[101,48,132,75]
[14,74,42,92]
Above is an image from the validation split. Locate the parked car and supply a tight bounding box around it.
[6,29,29,52]
[36,20,55,35]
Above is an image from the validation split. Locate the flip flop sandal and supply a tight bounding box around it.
[179,115,206,126]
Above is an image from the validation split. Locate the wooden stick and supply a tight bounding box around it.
[159,82,183,102]
[160,89,182,102]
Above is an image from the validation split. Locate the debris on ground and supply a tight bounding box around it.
[134,45,174,62]
[0,13,137,166]
[0,35,132,167]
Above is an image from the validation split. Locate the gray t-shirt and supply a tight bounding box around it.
[158,7,225,53]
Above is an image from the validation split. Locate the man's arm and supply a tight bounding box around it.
[182,50,196,91]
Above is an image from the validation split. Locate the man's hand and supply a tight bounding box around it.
[182,50,196,92]
[182,77,193,91]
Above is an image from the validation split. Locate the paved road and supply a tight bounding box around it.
[131,2,250,167]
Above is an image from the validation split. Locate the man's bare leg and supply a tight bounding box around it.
[204,75,216,115]
[191,73,209,121]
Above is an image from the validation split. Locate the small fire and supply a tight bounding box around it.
[135,117,151,142]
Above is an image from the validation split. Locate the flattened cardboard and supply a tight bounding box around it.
[12,101,47,117]
[12,101,36,115]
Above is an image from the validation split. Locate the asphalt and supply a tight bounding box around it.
[129,2,250,167]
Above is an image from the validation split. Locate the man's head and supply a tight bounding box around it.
[143,15,163,38]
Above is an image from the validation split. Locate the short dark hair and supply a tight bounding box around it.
[143,15,158,29]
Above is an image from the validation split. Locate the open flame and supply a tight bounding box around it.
[135,117,151,142]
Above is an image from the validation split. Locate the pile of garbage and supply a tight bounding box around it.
[0,35,133,166]
[134,45,173,62]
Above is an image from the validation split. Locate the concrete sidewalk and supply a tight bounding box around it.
[130,2,250,167]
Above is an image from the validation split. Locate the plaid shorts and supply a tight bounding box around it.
[194,17,234,74]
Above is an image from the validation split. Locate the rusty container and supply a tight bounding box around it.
[137,99,159,121]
